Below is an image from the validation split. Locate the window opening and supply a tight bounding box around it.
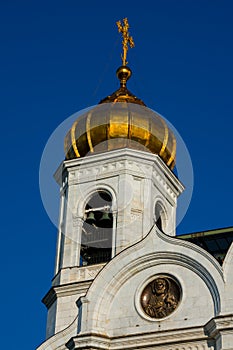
[80,191,113,266]
[155,202,166,233]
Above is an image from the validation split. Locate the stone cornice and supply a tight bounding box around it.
[204,314,233,339]
[42,281,91,309]
[52,264,106,286]
[66,325,210,350]
[55,149,184,197]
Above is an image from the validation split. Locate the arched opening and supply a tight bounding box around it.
[80,190,113,266]
[155,202,167,233]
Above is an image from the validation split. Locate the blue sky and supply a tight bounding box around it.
[0,1,232,349]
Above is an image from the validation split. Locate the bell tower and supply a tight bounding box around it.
[37,19,233,350]
[38,18,185,349]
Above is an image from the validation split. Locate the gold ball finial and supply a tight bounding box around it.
[116,65,132,87]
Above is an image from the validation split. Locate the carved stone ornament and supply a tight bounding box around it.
[140,276,181,319]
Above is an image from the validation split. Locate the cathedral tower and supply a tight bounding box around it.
[37,19,233,350]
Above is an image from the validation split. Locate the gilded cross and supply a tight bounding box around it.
[116,18,135,66]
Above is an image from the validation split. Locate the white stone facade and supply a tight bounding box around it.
[37,149,233,350]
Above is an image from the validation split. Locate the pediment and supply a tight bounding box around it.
[77,226,224,337]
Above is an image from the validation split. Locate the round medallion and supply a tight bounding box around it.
[140,276,181,319]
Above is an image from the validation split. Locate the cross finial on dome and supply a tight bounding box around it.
[116,18,135,66]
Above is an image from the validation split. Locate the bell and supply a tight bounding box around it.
[99,212,112,227]
[86,211,96,224]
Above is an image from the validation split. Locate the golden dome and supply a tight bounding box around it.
[64,17,176,169]
[64,66,176,170]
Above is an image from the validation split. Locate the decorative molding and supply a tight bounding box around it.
[52,264,106,288]
[205,314,233,339]
[66,326,213,350]
[72,216,83,227]
[130,208,143,221]
[42,281,91,309]
[59,149,183,194]
[161,231,224,280]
